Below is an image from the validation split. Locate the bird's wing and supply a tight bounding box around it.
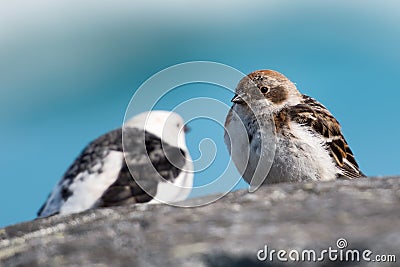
[96,128,187,207]
[283,95,365,179]
[38,127,187,217]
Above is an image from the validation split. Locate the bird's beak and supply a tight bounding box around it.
[231,94,245,104]
[183,124,190,133]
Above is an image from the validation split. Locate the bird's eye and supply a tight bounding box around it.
[260,87,269,94]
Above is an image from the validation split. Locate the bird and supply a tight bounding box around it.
[224,70,365,189]
[37,111,193,218]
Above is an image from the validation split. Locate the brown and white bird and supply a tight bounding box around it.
[224,70,365,189]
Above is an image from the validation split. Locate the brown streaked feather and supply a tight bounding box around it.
[279,95,365,179]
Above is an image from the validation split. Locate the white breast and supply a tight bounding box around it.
[224,108,252,182]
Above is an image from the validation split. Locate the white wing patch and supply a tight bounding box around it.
[39,151,123,217]
[59,151,123,214]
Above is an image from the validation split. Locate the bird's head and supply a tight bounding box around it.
[232,70,302,112]
[125,110,189,150]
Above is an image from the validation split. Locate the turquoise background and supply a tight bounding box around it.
[1,1,400,227]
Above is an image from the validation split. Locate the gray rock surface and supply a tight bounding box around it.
[1,177,399,267]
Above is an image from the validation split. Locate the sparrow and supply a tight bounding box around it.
[38,111,193,218]
[224,70,365,188]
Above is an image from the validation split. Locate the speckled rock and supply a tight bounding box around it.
[1,177,399,267]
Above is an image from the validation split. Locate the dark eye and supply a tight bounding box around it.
[260,87,269,93]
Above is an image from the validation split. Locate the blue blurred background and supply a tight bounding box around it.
[1,0,399,227]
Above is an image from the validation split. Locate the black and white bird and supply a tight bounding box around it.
[225,70,365,188]
[38,111,193,218]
